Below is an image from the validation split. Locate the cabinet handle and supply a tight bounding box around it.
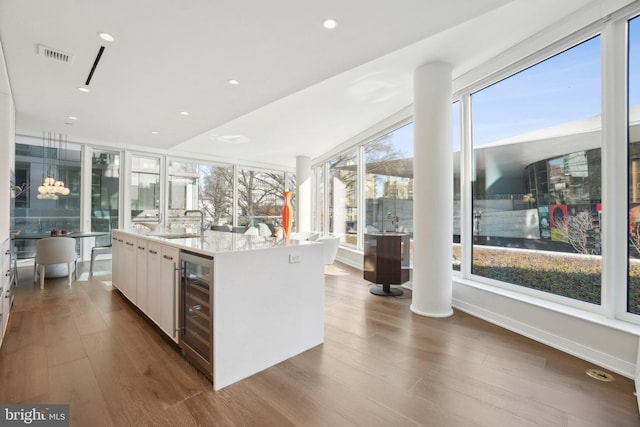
[148,250,158,255]
[173,261,177,338]
[4,250,9,255]
[163,255,173,261]
[138,246,145,250]
[126,242,134,246]
[5,270,9,277]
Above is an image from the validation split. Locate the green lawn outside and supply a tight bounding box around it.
[452,245,640,313]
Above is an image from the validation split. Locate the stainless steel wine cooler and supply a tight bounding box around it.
[178,250,214,380]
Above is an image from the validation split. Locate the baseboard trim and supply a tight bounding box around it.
[453,298,637,379]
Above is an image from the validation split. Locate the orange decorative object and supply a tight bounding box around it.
[282,191,293,238]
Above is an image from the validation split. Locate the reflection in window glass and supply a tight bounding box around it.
[237,169,285,232]
[13,140,82,258]
[471,36,602,304]
[329,149,358,247]
[628,16,640,315]
[91,150,120,247]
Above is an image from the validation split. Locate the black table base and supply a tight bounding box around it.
[369,284,403,296]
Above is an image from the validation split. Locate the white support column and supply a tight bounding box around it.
[296,156,312,232]
[411,62,454,317]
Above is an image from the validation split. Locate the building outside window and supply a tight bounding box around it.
[471,36,602,304]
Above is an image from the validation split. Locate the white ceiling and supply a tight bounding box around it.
[0,0,604,169]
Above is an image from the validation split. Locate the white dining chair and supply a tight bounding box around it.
[258,223,272,237]
[33,237,77,289]
[317,236,340,265]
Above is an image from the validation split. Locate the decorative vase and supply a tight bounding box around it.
[282,191,293,238]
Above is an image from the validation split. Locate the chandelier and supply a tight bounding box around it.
[37,132,70,200]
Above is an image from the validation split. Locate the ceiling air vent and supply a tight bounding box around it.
[38,44,74,64]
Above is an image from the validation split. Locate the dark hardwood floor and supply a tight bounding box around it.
[0,260,638,426]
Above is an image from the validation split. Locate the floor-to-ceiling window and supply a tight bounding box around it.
[628,15,640,315]
[91,149,120,247]
[471,36,602,304]
[328,149,358,247]
[13,137,82,258]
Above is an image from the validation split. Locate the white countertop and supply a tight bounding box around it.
[115,228,316,256]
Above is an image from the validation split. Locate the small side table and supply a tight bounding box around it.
[363,232,410,296]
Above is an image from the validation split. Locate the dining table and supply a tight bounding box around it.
[13,231,108,278]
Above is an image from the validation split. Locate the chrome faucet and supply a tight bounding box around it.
[184,210,206,236]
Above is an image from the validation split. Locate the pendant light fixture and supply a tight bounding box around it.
[37,132,71,199]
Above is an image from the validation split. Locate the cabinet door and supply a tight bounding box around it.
[111,232,123,289]
[146,241,162,325]
[159,245,179,342]
[122,237,137,303]
[136,239,148,313]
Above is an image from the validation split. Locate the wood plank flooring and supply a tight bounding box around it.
[0,260,638,426]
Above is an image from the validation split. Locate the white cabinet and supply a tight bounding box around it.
[146,241,161,326]
[0,238,10,345]
[135,239,148,313]
[121,235,137,303]
[111,233,178,342]
[111,231,123,289]
[159,245,179,342]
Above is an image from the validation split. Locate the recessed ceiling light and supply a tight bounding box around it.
[323,19,337,30]
[151,131,159,135]
[180,111,190,116]
[98,32,115,42]
[67,116,77,120]
[228,79,239,85]
[78,87,90,93]
[215,134,251,144]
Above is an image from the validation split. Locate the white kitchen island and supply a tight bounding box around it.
[111,229,325,390]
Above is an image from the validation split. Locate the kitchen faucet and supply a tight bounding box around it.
[184,210,206,236]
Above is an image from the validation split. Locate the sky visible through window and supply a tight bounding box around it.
[379,19,640,159]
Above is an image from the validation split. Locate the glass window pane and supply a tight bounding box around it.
[329,149,358,247]
[471,36,602,304]
[453,101,461,271]
[316,165,325,233]
[237,169,285,232]
[13,138,82,258]
[91,150,120,246]
[200,164,234,227]
[131,155,160,225]
[628,16,640,315]
[364,123,413,259]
